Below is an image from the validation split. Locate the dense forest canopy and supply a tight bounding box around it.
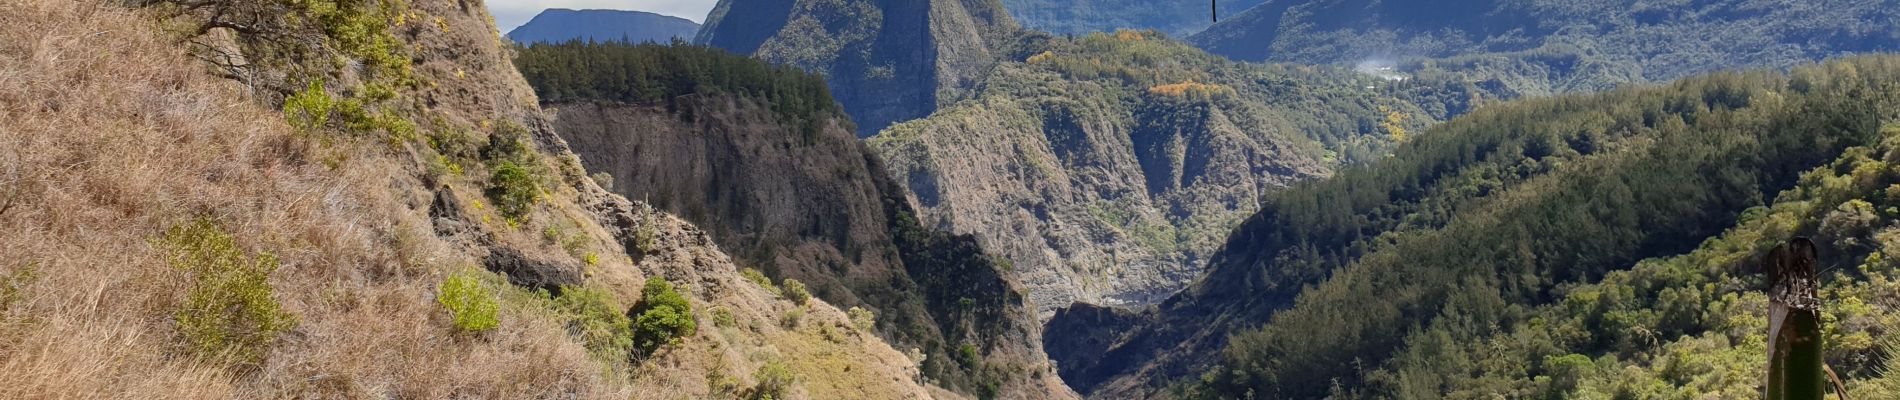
[1051,55,1900,398]
[1193,56,1900,398]
[513,40,846,138]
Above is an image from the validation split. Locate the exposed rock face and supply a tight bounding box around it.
[871,90,1328,317]
[697,0,1020,137]
[549,97,1076,399]
[860,30,1479,318]
[505,9,699,45]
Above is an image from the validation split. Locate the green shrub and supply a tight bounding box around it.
[750,359,797,400]
[162,218,296,365]
[711,307,737,328]
[589,172,615,191]
[847,306,875,332]
[782,278,809,306]
[553,285,634,361]
[779,307,804,329]
[282,80,335,134]
[740,268,779,295]
[956,343,980,368]
[481,121,533,162]
[437,269,499,334]
[631,209,659,253]
[631,277,696,356]
[486,161,540,221]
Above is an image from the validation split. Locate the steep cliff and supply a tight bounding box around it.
[696,0,1021,136]
[549,96,1073,398]
[867,31,1479,317]
[517,39,1076,397]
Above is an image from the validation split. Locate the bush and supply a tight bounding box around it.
[282,80,334,134]
[847,306,875,331]
[162,218,296,364]
[750,359,797,400]
[956,343,981,368]
[486,161,540,221]
[589,171,614,191]
[782,278,810,306]
[553,285,633,361]
[740,268,779,295]
[631,277,696,355]
[437,270,499,334]
[711,307,737,328]
[780,307,804,329]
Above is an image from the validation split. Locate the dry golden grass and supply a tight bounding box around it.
[0,1,945,399]
[0,0,612,397]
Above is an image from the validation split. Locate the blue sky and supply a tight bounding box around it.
[486,0,720,32]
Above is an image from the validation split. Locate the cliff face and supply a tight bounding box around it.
[549,96,1076,398]
[866,31,1471,318]
[505,9,699,44]
[697,0,1019,136]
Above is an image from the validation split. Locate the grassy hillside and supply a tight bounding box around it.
[0,1,942,398]
[519,40,1076,399]
[1192,0,1900,99]
[1053,56,1900,398]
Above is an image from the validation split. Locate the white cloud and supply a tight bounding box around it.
[486,0,721,32]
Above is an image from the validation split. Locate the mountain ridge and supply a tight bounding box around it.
[506,8,700,44]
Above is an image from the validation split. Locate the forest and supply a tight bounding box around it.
[1176,56,1900,398]
[512,39,845,139]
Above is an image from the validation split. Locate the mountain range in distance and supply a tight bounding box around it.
[506,8,700,45]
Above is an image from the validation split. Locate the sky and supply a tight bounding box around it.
[486,0,721,33]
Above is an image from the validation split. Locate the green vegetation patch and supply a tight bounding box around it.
[437,269,500,334]
[631,277,696,356]
[513,41,845,141]
[552,285,635,361]
[161,218,297,365]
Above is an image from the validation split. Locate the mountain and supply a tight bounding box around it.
[505,9,700,44]
[695,0,1022,137]
[515,40,1077,399]
[1191,0,1900,98]
[999,0,1263,37]
[866,30,1489,317]
[0,0,955,397]
[1047,56,1900,398]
